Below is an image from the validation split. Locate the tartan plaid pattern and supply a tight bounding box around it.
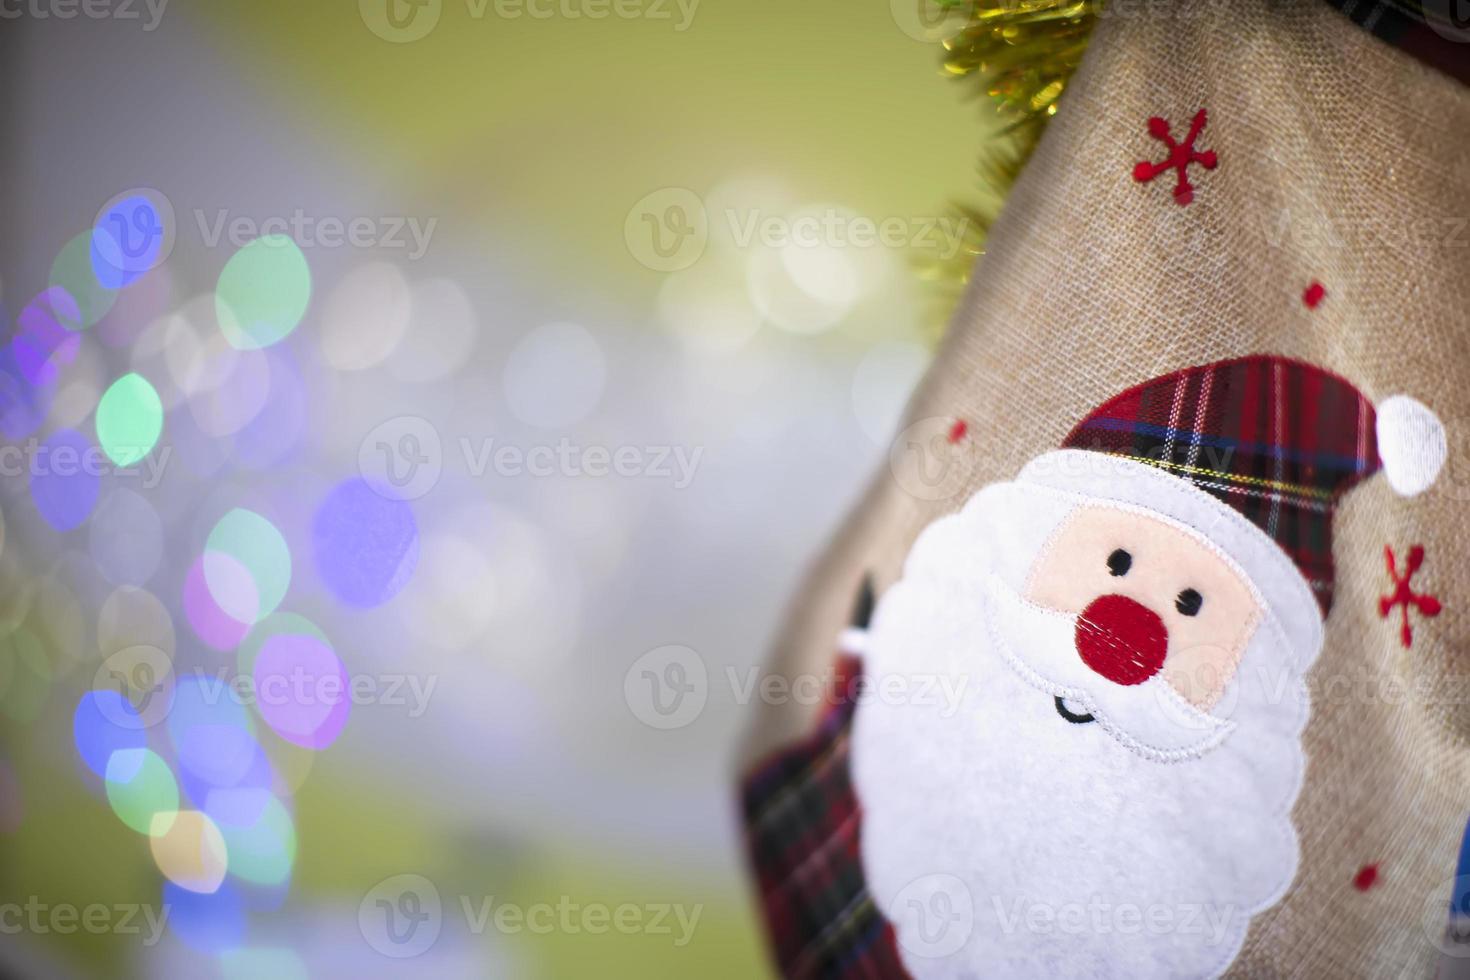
[1062,354,1380,614]
[1321,0,1470,85]
[740,653,909,979]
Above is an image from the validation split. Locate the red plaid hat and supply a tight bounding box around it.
[1061,355,1446,614]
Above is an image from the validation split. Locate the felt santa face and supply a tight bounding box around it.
[1025,504,1261,712]
[848,356,1447,978]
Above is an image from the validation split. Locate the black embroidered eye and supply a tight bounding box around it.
[1176,588,1203,617]
[1106,549,1132,577]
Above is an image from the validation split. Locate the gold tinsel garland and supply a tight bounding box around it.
[923,0,1099,329]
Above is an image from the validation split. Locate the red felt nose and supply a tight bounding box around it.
[1075,594,1169,686]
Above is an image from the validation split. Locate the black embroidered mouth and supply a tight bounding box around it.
[1054,695,1096,725]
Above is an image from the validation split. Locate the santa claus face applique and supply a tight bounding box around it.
[848,355,1446,979]
[1026,505,1261,722]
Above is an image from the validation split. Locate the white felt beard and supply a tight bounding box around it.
[850,492,1311,980]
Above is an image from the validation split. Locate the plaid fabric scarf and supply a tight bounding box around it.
[740,653,908,979]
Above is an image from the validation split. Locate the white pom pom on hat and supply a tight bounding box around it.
[1376,394,1448,496]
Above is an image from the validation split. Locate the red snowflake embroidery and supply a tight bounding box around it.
[1132,109,1218,206]
[1378,544,1442,649]
[1353,863,1380,892]
[947,419,968,444]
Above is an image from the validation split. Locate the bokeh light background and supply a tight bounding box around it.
[0,1,988,976]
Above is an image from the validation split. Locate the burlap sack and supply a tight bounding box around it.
[741,1,1470,975]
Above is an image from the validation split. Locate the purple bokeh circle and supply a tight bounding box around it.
[312,478,419,607]
[30,429,101,531]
